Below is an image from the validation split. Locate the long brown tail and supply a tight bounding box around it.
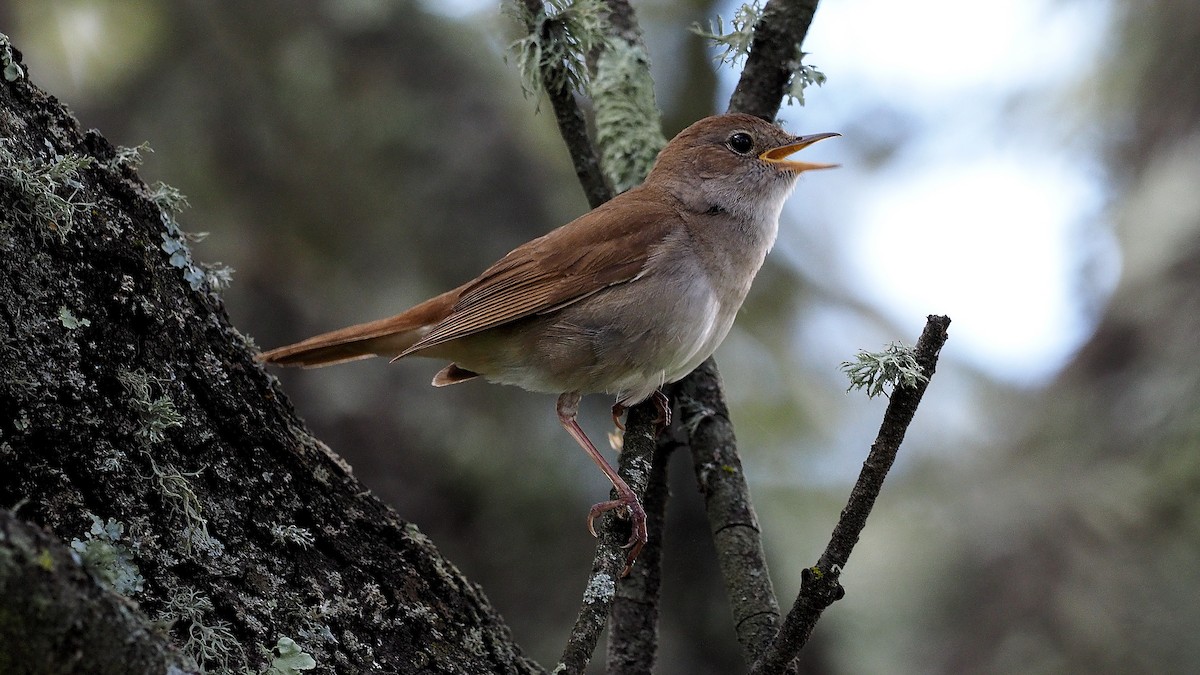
[257,288,457,368]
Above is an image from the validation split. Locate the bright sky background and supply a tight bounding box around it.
[785,0,1119,384]
[429,0,1121,385]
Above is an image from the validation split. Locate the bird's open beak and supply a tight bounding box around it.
[759,132,840,172]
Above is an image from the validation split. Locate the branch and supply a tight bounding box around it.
[589,0,666,193]
[672,359,786,668]
[727,0,821,121]
[750,315,951,674]
[522,2,828,670]
[518,0,613,208]
[606,430,676,674]
[582,2,673,670]
[557,402,658,674]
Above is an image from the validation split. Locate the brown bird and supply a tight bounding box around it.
[259,113,837,573]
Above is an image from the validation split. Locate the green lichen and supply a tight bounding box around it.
[269,523,315,550]
[582,571,615,604]
[0,138,95,239]
[117,369,184,444]
[692,1,827,106]
[506,0,605,99]
[154,182,235,294]
[107,141,152,170]
[0,32,23,81]
[261,637,316,674]
[57,306,90,329]
[145,455,223,556]
[840,342,928,399]
[783,56,827,106]
[150,181,190,215]
[592,41,665,192]
[157,587,242,672]
[68,514,145,596]
[691,2,762,64]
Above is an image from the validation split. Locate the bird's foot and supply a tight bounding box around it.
[611,391,672,436]
[586,491,647,576]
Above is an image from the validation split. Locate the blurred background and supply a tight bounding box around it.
[5,0,1198,672]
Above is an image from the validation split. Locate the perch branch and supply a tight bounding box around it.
[523,1,667,669]
[606,428,676,673]
[557,402,658,673]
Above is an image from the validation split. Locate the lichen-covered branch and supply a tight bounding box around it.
[556,403,658,674]
[647,4,825,669]
[606,433,676,674]
[590,0,666,193]
[512,3,672,669]
[750,315,951,674]
[514,0,613,208]
[514,2,832,671]
[728,0,821,120]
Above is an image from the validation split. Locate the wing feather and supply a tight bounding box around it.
[401,187,679,356]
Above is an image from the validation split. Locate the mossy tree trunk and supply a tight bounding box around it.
[0,47,537,675]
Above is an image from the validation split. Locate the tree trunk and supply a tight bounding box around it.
[0,46,537,674]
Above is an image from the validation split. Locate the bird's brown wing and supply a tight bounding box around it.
[400,189,679,357]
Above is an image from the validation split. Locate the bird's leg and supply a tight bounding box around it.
[558,392,647,574]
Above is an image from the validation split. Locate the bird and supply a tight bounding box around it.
[258,113,838,573]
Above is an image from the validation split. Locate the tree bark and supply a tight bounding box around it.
[0,512,199,675]
[0,48,537,674]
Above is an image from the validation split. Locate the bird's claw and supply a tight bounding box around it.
[610,403,627,432]
[611,392,672,436]
[651,390,671,434]
[585,493,648,575]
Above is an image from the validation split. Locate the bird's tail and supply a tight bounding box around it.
[257,289,456,368]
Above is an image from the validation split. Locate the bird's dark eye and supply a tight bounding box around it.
[727,132,754,154]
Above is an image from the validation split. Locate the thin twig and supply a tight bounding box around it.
[727,0,821,121]
[672,358,785,668]
[750,315,951,674]
[513,6,658,662]
[519,0,613,208]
